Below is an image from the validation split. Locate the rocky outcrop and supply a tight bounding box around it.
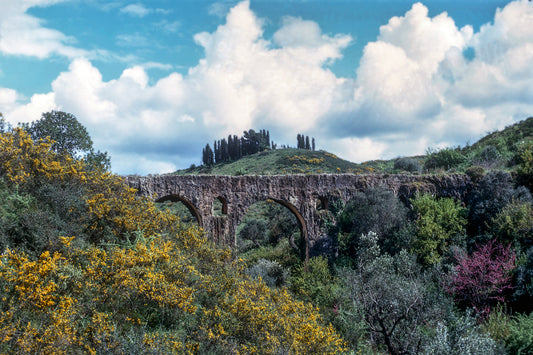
[125,174,472,257]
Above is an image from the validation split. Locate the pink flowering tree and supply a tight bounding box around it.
[446,240,516,313]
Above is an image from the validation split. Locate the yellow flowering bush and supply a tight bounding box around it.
[0,126,346,354]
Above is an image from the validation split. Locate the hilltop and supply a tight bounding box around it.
[173,116,533,176]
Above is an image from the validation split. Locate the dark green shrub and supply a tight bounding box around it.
[338,236,447,355]
[506,312,533,354]
[468,171,532,237]
[246,258,288,287]
[477,145,501,163]
[466,165,485,182]
[337,187,408,258]
[513,248,533,311]
[288,256,338,309]
[394,157,421,173]
[424,147,466,171]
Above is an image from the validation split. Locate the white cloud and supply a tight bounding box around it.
[0,0,86,59]
[2,0,533,175]
[120,3,169,18]
[120,3,151,17]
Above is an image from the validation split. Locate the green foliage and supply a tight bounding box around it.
[337,187,408,258]
[27,111,93,156]
[411,194,467,266]
[424,147,467,171]
[514,140,533,191]
[513,247,533,310]
[466,165,486,182]
[289,256,339,310]
[246,258,288,287]
[468,171,532,238]
[505,312,533,354]
[393,157,421,173]
[490,199,533,248]
[338,237,447,355]
[424,311,500,355]
[238,218,268,250]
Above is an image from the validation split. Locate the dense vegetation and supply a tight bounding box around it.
[1,111,532,354]
[183,117,533,353]
[0,113,344,354]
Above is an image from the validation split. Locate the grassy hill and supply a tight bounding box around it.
[174,116,533,176]
[174,148,381,175]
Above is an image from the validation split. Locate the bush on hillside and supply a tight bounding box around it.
[394,157,421,173]
[424,147,467,171]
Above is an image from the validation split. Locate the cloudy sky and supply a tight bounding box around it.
[1,0,532,174]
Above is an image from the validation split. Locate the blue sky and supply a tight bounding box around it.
[1,0,532,174]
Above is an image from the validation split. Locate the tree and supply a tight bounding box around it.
[445,240,516,313]
[202,144,214,166]
[28,111,93,157]
[424,147,466,171]
[411,194,467,266]
[0,112,9,133]
[312,137,315,151]
[338,232,446,355]
[337,187,408,258]
[468,171,532,237]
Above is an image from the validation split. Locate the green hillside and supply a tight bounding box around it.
[175,117,533,176]
[174,148,381,175]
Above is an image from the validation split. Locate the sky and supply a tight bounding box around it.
[0,0,532,175]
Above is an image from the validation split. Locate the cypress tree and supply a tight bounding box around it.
[305,136,310,150]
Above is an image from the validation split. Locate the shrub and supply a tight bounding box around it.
[490,199,533,249]
[468,171,532,237]
[506,312,533,354]
[338,242,446,355]
[411,194,467,266]
[393,157,421,173]
[513,247,533,311]
[337,187,408,258]
[476,145,501,164]
[424,312,500,355]
[424,147,466,171]
[466,165,485,182]
[289,256,338,310]
[446,240,516,313]
[246,258,288,287]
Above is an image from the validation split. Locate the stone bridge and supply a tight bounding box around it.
[126,174,471,258]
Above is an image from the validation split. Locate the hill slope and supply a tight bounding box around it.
[174,148,381,175]
[174,117,533,176]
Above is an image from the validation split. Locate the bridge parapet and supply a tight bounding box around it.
[125,174,471,258]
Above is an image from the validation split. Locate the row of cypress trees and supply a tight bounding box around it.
[202,130,316,166]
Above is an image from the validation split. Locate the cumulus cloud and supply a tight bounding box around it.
[120,3,169,18]
[0,0,86,58]
[2,0,533,174]
[325,0,533,161]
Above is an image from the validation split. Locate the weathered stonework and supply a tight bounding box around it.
[125,174,472,257]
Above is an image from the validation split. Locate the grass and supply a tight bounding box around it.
[173,117,533,176]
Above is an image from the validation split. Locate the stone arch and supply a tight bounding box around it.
[235,197,309,261]
[156,195,203,227]
[212,195,228,216]
[316,196,329,210]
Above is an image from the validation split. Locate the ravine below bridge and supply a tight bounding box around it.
[126,174,471,258]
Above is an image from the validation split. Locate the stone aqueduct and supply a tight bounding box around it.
[126,174,471,257]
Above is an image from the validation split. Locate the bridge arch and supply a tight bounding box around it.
[213,195,228,216]
[156,195,203,227]
[235,197,308,260]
